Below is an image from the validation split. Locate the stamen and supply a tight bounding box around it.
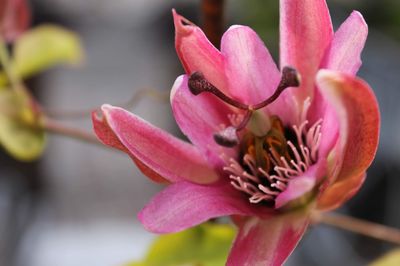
[300,97,311,125]
[243,154,258,177]
[213,110,252,147]
[223,112,324,205]
[258,184,280,195]
[213,126,239,147]
[228,114,244,127]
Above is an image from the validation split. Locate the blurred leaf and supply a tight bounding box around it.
[14,24,84,76]
[0,24,84,84]
[0,88,45,161]
[370,248,400,266]
[126,223,236,266]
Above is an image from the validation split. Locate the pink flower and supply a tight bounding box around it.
[0,0,30,42]
[92,0,380,265]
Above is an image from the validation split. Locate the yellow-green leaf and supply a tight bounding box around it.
[0,24,84,84]
[126,223,236,266]
[0,88,45,161]
[370,248,400,266]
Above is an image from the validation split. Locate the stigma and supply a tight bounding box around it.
[188,66,301,147]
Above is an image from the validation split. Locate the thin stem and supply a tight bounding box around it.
[42,117,102,146]
[313,212,400,245]
[201,0,225,48]
[0,37,20,90]
[44,88,169,120]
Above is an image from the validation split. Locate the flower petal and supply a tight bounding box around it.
[318,173,366,211]
[275,160,326,209]
[173,9,228,95]
[92,104,219,184]
[220,25,281,105]
[138,181,269,233]
[322,11,368,75]
[171,75,236,167]
[280,0,333,103]
[307,12,366,155]
[227,213,309,266]
[315,70,380,211]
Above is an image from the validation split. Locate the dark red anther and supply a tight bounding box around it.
[213,126,239,147]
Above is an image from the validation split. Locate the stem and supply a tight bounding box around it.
[44,88,169,120]
[313,212,400,245]
[42,117,102,146]
[201,0,225,48]
[0,37,20,90]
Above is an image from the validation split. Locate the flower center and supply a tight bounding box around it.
[188,67,322,205]
[224,110,322,204]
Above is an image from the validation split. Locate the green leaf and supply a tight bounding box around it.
[370,248,400,266]
[0,88,45,161]
[0,24,84,85]
[126,223,236,266]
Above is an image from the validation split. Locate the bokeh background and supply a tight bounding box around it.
[1,0,400,265]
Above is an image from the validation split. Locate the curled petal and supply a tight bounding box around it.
[171,75,236,167]
[316,70,380,211]
[275,160,326,209]
[280,0,333,104]
[92,104,219,184]
[138,181,270,233]
[173,9,228,95]
[227,214,309,266]
[322,11,368,75]
[318,173,366,211]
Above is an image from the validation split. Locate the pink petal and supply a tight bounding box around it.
[315,70,380,211]
[92,104,219,185]
[227,214,309,266]
[171,75,236,167]
[138,181,269,233]
[0,0,30,42]
[173,9,229,95]
[280,0,333,103]
[322,11,368,75]
[275,160,326,209]
[92,107,167,183]
[220,25,281,105]
[307,87,340,162]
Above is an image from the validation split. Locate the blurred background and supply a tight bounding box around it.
[1,0,400,265]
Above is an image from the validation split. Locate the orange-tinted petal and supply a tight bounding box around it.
[316,70,379,211]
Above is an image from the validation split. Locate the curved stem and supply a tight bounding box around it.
[42,117,102,146]
[44,88,169,120]
[313,212,400,245]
